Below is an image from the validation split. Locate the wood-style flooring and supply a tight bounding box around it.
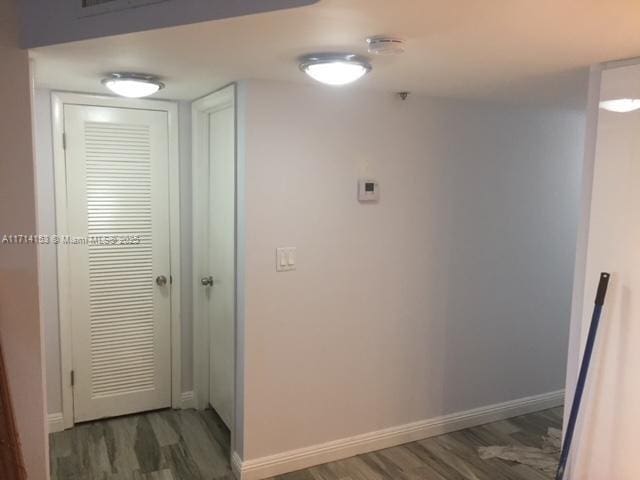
[50,407,562,480]
[49,408,232,480]
[269,407,563,480]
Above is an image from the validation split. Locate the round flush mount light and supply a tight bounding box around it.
[599,98,640,113]
[102,73,165,98]
[299,54,372,86]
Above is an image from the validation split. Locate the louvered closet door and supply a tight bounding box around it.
[64,105,171,422]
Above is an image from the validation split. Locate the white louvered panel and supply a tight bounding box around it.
[84,121,156,399]
[66,104,171,422]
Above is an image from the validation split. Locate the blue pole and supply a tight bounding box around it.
[555,272,610,480]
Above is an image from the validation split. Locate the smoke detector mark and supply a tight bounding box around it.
[366,36,406,55]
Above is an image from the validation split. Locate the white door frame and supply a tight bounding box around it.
[191,85,236,415]
[51,91,182,429]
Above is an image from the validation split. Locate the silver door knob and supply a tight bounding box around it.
[201,276,214,287]
[156,275,168,286]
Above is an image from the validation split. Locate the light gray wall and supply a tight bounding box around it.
[238,79,586,460]
[34,89,194,415]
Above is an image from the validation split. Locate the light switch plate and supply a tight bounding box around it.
[276,247,296,272]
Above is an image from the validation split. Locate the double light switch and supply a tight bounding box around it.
[276,247,296,272]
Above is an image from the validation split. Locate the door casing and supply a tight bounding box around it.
[51,91,181,430]
[191,84,237,441]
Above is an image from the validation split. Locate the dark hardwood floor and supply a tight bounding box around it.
[50,407,562,480]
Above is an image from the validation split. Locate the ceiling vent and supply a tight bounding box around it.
[366,36,406,55]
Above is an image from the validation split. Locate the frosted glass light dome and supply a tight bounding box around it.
[102,73,164,98]
[599,98,640,113]
[299,54,371,86]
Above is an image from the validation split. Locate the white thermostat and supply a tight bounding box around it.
[358,179,380,202]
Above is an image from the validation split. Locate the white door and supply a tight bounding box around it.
[203,105,235,428]
[64,104,172,422]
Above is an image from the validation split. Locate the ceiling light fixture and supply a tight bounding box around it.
[102,73,165,98]
[299,54,371,86]
[599,98,640,113]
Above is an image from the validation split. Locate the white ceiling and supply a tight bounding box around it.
[31,0,640,106]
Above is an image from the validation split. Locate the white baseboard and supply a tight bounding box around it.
[232,451,243,479]
[180,391,196,409]
[48,413,65,434]
[236,390,564,480]
[48,392,196,434]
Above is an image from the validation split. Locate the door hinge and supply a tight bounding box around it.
[62,132,67,150]
[70,370,75,387]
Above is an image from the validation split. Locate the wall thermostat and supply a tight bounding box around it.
[358,179,380,202]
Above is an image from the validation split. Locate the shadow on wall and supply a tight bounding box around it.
[437,104,585,413]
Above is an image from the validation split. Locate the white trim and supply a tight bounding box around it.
[180,391,196,409]
[51,93,74,430]
[192,84,236,411]
[167,96,182,410]
[51,91,182,427]
[234,81,247,470]
[564,64,604,480]
[565,64,602,435]
[48,413,65,434]
[231,451,243,479]
[235,390,564,480]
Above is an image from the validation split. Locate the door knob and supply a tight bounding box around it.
[201,276,214,287]
[156,275,168,286]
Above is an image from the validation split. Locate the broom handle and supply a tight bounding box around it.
[555,272,610,480]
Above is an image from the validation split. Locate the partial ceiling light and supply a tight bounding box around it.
[599,98,640,113]
[299,54,371,86]
[102,73,165,98]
